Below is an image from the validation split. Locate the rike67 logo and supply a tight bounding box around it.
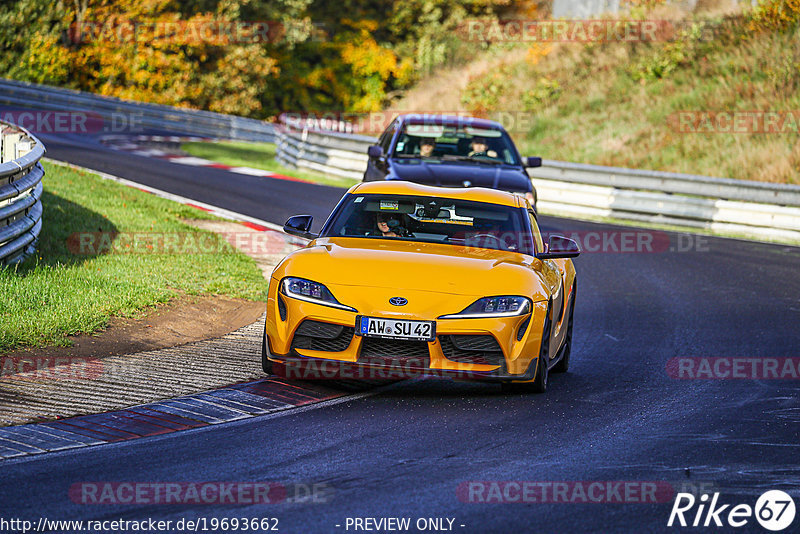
[668,490,796,531]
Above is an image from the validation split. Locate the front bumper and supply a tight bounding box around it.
[265,281,548,381]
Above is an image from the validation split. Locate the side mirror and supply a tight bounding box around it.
[283,215,318,240]
[525,156,542,168]
[367,145,384,159]
[537,235,580,259]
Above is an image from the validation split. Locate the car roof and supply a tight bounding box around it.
[397,114,505,131]
[348,181,521,208]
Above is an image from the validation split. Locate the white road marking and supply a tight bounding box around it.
[131,149,167,157]
[166,156,216,166]
[228,166,274,176]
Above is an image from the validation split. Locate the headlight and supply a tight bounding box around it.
[280,277,355,312]
[439,296,531,319]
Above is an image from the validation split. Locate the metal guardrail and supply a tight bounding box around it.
[3,76,796,243]
[275,127,800,242]
[0,121,45,265]
[0,78,275,142]
[534,160,800,207]
[276,128,374,180]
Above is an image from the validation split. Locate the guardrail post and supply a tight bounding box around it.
[0,120,46,265]
[15,139,32,159]
[2,132,21,163]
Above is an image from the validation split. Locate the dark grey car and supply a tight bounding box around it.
[363,114,541,208]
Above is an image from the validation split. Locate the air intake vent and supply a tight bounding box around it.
[440,335,504,366]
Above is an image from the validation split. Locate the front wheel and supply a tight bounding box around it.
[501,303,551,394]
[530,305,552,393]
[552,281,576,374]
[261,325,273,375]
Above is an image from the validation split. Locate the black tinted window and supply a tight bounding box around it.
[321,193,533,254]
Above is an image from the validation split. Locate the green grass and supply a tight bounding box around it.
[181,140,359,188]
[0,162,266,352]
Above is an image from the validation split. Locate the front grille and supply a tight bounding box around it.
[359,337,430,368]
[440,335,504,366]
[291,320,354,353]
[295,320,343,339]
[450,335,502,352]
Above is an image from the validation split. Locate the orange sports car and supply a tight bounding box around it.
[263,181,579,391]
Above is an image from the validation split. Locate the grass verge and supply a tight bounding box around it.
[181,140,359,188]
[0,161,266,352]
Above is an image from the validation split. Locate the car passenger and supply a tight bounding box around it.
[419,138,436,157]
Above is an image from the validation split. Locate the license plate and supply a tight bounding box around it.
[357,316,435,341]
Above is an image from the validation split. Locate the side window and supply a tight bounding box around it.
[377,130,389,153]
[381,121,397,153]
[528,211,543,253]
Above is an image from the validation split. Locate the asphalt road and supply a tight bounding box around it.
[1,132,798,533]
[40,133,345,226]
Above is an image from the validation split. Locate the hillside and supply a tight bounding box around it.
[392,0,800,184]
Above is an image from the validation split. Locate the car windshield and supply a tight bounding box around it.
[321,193,533,254]
[393,123,520,165]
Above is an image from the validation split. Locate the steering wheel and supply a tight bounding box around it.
[471,233,507,249]
[469,150,500,160]
[395,226,414,238]
[366,226,414,238]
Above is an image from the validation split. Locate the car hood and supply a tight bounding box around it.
[273,237,546,299]
[389,159,531,192]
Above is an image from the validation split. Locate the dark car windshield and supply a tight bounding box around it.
[392,123,520,165]
[321,193,533,254]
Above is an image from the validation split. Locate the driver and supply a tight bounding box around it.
[468,137,498,159]
[376,213,399,237]
[373,212,412,238]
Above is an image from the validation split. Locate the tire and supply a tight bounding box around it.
[530,304,552,393]
[552,281,576,374]
[261,326,273,375]
[501,302,551,394]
